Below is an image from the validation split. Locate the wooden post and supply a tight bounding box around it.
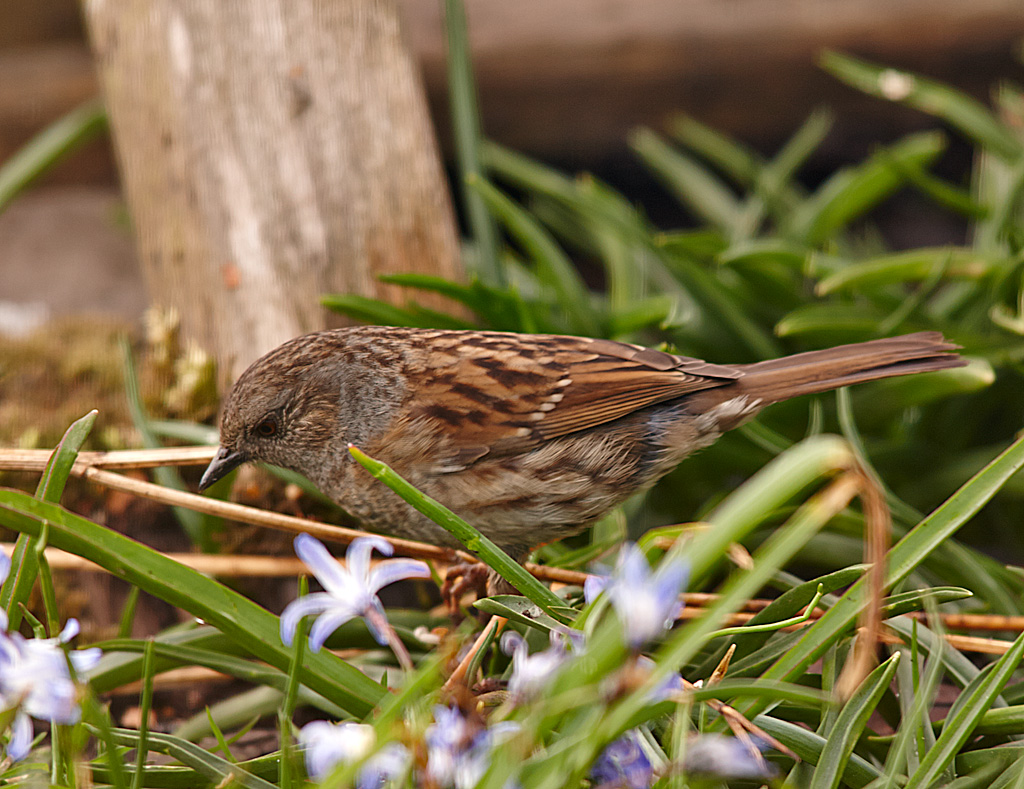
[83,0,462,380]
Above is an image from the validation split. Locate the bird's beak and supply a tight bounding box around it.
[199,446,246,491]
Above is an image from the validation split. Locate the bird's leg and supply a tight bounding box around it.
[441,561,491,616]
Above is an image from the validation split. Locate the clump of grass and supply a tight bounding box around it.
[4,7,1024,786]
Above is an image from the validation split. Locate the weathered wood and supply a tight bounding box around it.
[10,1,1024,167]
[406,0,1024,156]
[82,0,462,380]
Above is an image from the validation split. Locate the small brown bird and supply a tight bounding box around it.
[200,328,963,559]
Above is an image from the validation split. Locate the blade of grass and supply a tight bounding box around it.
[347,445,570,621]
[320,293,474,330]
[0,98,107,213]
[0,492,385,716]
[630,127,743,232]
[130,640,156,789]
[821,51,1021,160]
[96,727,279,789]
[905,629,1024,788]
[786,131,946,246]
[120,338,215,551]
[815,247,997,294]
[1,410,97,630]
[443,0,502,286]
[666,113,761,186]
[809,653,900,789]
[754,716,883,787]
[738,432,1024,720]
[467,175,601,336]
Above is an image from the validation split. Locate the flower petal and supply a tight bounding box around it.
[294,534,354,597]
[345,536,394,584]
[617,544,652,587]
[366,558,430,593]
[58,618,81,643]
[583,574,608,604]
[308,608,360,652]
[6,711,33,762]
[70,647,103,676]
[280,593,343,646]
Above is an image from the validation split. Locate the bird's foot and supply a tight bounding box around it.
[442,562,491,617]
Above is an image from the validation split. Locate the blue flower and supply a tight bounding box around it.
[635,656,684,704]
[684,734,776,780]
[0,614,101,762]
[590,729,656,789]
[425,705,520,789]
[587,544,688,648]
[501,631,571,702]
[280,534,430,651]
[299,720,409,787]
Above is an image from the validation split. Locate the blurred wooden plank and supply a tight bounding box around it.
[404,0,1024,156]
[2,1,1024,164]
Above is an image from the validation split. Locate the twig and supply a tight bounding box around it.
[70,465,477,566]
[4,446,1021,656]
[836,466,891,700]
[0,446,217,472]
[443,616,506,693]
[878,628,1016,656]
[0,544,406,578]
[677,675,797,761]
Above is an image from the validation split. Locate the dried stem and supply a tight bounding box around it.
[2,445,1018,657]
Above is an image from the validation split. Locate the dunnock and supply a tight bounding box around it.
[200,328,963,559]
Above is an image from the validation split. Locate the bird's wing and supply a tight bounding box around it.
[390,331,741,471]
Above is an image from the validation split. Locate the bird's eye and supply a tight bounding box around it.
[255,416,278,438]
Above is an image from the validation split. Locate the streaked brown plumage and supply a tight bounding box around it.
[200,328,964,558]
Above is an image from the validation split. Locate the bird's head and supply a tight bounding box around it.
[198,334,345,491]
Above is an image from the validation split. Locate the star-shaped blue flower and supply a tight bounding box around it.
[591,729,656,789]
[585,543,689,648]
[280,534,430,651]
[425,705,521,789]
[299,720,409,786]
[0,552,101,761]
[501,631,571,702]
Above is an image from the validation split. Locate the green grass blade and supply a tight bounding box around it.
[905,630,1024,788]
[755,715,883,787]
[821,51,1021,161]
[739,432,1024,719]
[776,303,893,338]
[320,293,474,329]
[2,410,97,630]
[348,446,570,620]
[666,114,761,186]
[815,247,997,294]
[685,435,855,584]
[468,175,601,336]
[0,492,385,716]
[735,108,833,235]
[98,727,279,789]
[809,653,900,789]
[121,338,215,551]
[685,678,828,707]
[443,0,502,286]
[656,249,783,358]
[787,131,946,245]
[0,98,107,213]
[630,127,743,231]
[694,565,865,677]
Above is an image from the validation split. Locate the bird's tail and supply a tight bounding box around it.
[686,332,965,429]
